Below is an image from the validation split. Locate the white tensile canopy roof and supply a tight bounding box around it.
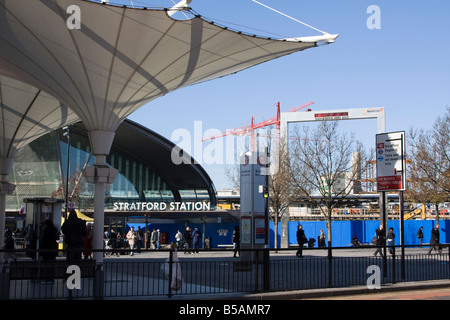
[0,74,78,254]
[0,75,78,161]
[0,0,333,132]
[0,0,337,261]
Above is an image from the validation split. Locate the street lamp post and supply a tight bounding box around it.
[263,146,270,290]
[63,126,71,219]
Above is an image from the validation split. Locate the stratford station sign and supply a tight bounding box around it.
[113,201,211,211]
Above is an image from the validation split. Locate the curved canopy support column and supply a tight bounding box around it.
[0,157,15,263]
[82,131,118,263]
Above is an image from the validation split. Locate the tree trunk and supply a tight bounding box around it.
[274,209,279,251]
[326,213,332,248]
[435,202,440,223]
[326,208,332,259]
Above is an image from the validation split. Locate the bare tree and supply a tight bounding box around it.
[225,135,296,249]
[405,162,447,222]
[408,107,450,221]
[224,165,240,190]
[268,137,296,249]
[288,121,369,246]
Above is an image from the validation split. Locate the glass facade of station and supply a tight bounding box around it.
[6,121,215,212]
[7,132,62,209]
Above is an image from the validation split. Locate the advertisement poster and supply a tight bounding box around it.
[254,217,265,244]
[241,216,252,245]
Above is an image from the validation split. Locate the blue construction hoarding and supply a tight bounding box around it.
[282,220,449,248]
[127,219,448,249]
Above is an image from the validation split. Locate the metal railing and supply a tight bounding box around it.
[1,245,449,300]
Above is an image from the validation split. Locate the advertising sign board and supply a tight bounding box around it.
[376,131,406,191]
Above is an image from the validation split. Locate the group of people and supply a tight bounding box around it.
[104,227,163,255]
[373,224,442,256]
[174,226,203,254]
[3,210,90,283]
[294,223,445,258]
[2,209,92,265]
[101,225,207,255]
[105,224,241,257]
[149,228,161,250]
[123,226,166,255]
[296,225,327,258]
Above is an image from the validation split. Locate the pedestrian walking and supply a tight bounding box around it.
[175,229,183,249]
[126,227,137,256]
[3,230,16,263]
[82,223,93,259]
[108,229,120,256]
[428,224,441,254]
[145,230,151,249]
[151,228,158,250]
[41,220,59,261]
[137,226,143,251]
[191,226,202,253]
[387,227,395,254]
[373,225,385,257]
[62,209,86,261]
[296,225,307,258]
[40,219,59,283]
[417,226,424,246]
[156,229,161,250]
[183,226,192,254]
[232,225,240,258]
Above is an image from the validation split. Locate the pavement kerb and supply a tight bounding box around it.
[224,279,450,300]
[155,279,450,300]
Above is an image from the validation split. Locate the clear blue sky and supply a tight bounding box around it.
[120,0,450,190]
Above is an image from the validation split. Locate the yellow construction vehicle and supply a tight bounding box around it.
[404,204,426,220]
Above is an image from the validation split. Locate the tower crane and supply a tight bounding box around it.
[201,101,314,152]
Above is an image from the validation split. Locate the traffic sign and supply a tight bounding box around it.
[376,131,406,191]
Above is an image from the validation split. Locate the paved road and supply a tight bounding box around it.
[102,246,438,260]
[310,287,450,300]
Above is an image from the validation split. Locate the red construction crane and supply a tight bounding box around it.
[201,100,314,151]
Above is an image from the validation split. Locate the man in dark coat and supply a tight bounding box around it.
[296,225,307,258]
[373,225,385,257]
[62,209,86,261]
[40,219,59,282]
[417,226,424,245]
[41,219,59,261]
[191,226,202,253]
[183,226,192,254]
[428,224,441,254]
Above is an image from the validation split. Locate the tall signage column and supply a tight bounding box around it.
[240,152,266,262]
[376,131,406,279]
